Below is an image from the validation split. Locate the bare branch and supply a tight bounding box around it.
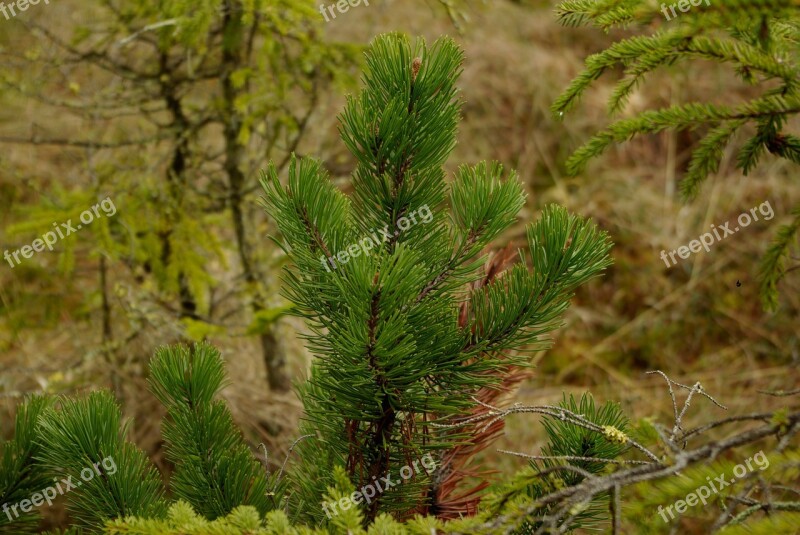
[497,450,652,466]
[759,387,800,397]
[0,133,171,149]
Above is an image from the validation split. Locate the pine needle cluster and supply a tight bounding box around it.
[148,344,274,519]
[0,343,283,533]
[0,397,52,534]
[36,392,167,531]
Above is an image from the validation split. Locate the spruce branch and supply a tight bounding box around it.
[555,0,800,308]
[759,206,800,312]
[566,96,800,176]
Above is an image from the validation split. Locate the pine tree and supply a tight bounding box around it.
[0,33,628,535]
[0,343,285,534]
[260,32,613,524]
[482,394,630,533]
[553,0,800,311]
[147,344,275,519]
[0,342,633,534]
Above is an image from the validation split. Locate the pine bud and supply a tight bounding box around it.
[411,57,422,82]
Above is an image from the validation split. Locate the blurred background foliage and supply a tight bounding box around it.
[0,0,798,532]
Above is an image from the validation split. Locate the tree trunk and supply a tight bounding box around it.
[221,0,290,391]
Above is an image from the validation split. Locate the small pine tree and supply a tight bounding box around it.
[483,394,630,533]
[1,33,629,535]
[261,33,613,524]
[553,0,800,310]
[0,346,632,534]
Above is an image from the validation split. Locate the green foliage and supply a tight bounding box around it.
[554,0,800,310]
[104,498,452,535]
[261,33,613,524]
[719,513,800,535]
[36,391,167,531]
[626,450,800,532]
[0,343,303,533]
[540,394,630,486]
[0,0,360,384]
[321,467,367,532]
[0,396,52,534]
[245,304,297,336]
[105,500,317,535]
[148,343,274,519]
[759,206,800,310]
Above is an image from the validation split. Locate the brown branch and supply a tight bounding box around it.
[0,133,171,149]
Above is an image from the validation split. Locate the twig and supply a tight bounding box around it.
[610,484,621,535]
[759,387,800,397]
[776,420,800,453]
[680,413,774,441]
[258,442,269,473]
[435,400,660,463]
[497,450,652,466]
[462,410,800,535]
[119,19,179,46]
[645,370,728,409]
[275,434,313,486]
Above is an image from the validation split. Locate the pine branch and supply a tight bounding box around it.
[464,380,800,534]
[0,396,52,534]
[148,343,272,519]
[35,391,167,531]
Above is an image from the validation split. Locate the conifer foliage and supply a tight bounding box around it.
[35,392,167,531]
[553,0,800,310]
[0,396,52,534]
[261,33,613,523]
[148,344,274,519]
[0,33,621,535]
